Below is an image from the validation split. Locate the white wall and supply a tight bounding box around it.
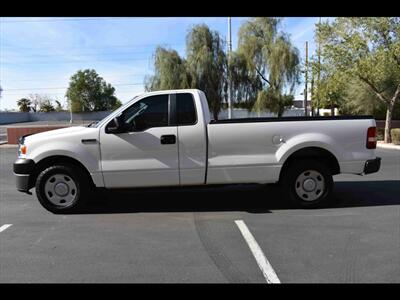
[218,108,305,119]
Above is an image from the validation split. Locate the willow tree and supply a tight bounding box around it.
[318,17,400,143]
[237,17,300,116]
[186,24,227,120]
[228,51,262,107]
[253,90,294,117]
[145,47,192,91]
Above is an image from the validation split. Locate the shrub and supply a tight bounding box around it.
[377,128,384,141]
[391,128,400,145]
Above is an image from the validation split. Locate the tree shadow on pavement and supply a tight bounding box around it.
[70,180,400,214]
[331,180,400,208]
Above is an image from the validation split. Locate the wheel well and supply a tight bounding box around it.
[279,147,340,182]
[29,155,95,190]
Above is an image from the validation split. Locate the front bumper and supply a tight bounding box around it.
[363,157,381,175]
[13,158,35,193]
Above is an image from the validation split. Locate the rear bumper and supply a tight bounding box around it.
[13,158,35,193]
[363,157,381,175]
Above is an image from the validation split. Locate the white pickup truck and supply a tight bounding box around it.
[14,89,381,213]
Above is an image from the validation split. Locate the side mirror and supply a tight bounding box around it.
[106,115,124,134]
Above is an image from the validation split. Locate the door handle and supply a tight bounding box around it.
[160,135,176,145]
[81,139,98,144]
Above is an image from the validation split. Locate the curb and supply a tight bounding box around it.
[377,142,400,150]
[0,144,18,148]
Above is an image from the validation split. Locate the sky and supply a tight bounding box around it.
[0,17,326,111]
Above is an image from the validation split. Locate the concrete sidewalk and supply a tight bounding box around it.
[377,141,400,150]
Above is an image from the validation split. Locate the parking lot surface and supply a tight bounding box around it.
[0,147,399,283]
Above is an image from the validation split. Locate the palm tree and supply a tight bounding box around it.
[17,98,32,112]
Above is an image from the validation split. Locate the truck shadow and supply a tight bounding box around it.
[72,180,400,214]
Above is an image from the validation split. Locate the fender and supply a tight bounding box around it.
[28,141,104,187]
[276,133,342,165]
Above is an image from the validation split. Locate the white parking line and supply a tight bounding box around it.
[0,224,13,233]
[235,220,281,283]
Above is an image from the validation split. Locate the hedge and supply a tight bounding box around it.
[391,128,400,145]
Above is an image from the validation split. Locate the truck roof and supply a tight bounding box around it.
[134,89,202,98]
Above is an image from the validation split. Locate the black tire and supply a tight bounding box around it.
[281,159,334,208]
[35,164,90,214]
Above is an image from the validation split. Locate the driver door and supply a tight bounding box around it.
[99,94,179,188]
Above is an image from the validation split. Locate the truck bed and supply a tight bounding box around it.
[206,116,376,184]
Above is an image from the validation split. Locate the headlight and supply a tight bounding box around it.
[20,144,27,155]
[18,137,26,157]
[18,144,26,157]
[17,134,31,157]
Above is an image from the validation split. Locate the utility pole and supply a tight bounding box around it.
[227,17,233,119]
[317,17,321,116]
[310,71,314,116]
[304,41,308,116]
[69,98,73,124]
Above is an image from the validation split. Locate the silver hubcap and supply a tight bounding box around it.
[295,170,325,202]
[44,174,77,207]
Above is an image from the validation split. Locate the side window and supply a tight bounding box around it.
[123,94,169,131]
[176,93,197,125]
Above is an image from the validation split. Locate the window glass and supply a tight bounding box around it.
[122,94,169,131]
[176,93,197,125]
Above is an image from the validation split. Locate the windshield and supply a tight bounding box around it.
[91,95,140,128]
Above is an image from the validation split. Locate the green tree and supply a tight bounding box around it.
[237,17,300,115]
[186,24,227,120]
[39,99,55,112]
[146,26,226,120]
[112,99,123,110]
[66,69,118,112]
[317,17,400,143]
[17,98,32,112]
[253,90,294,117]
[145,47,192,91]
[312,60,349,115]
[228,51,262,107]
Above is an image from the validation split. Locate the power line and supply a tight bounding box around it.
[1,74,149,82]
[0,43,185,51]
[1,57,152,65]
[1,50,160,58]
[3,83,144,91]
[2,90,143,96]
[0,17,140,23]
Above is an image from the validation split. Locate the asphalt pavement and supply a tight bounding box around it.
[0,147,399,283]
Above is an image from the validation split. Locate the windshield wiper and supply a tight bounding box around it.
[87,121,99,128]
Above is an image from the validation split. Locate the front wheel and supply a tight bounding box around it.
[281,159,334,208]
[35,165,89,214]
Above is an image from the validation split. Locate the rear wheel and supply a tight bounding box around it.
[35,164,89,214]
[281,159,334,208]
